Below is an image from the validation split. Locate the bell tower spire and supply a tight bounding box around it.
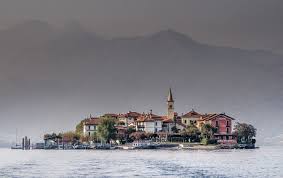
[167,88,174,119]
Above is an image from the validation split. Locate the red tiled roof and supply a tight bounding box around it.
[183,110,202,118]
[126,111,141,118]
[136,113,162,122]
[84,117,100,125]
[103,113,118,117]
[201,113,235,121]
[118,114,127,118]
[163,118,174,123]
[161,116,174,123]
[118,111,141,118]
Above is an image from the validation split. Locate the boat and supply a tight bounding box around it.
[11,144,22,149]
[122,146,134,150]
[132,140,157,149]
[73,144,91,149]
[11,129,22,149]
[32,143,45,149]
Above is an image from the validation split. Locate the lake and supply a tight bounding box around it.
[0,146,282,177]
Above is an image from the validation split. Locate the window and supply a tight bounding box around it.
[88,126,91,130]
[226,135,229,140]
[184,120,187,124]
[226,128,229,133]
[216,121,219,127]
[88,132,91,137]
[226,120,230,127]
[155,122,158,126]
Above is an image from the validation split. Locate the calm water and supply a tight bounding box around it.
[0,146,282,178]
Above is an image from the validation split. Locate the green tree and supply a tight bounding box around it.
[127,126,136,135]
[171,126,178,133]
[200,123,217,145]
[97,117,117,143]
[63,131,80,141]
[186,124,200,135]
[75,120,84,136]
[201,123,217,139]
[129,131,147,141]
[234,122,256,144]
[182,124,200,142]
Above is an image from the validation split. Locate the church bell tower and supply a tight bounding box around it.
[167,88,174,119]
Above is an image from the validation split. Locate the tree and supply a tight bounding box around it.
[97,117,117,143]
[234,122,256,144]
[129,131,147,141]
[201,123,217,139]
[185,124,200,135]
[75,120,84,136]
[181,124,200,142]
[171,126,178,133]
[200,123,217,145]
[127,126,136,135]
[62,131,80,143]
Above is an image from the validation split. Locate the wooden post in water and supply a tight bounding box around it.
[22,136,31,150]
[22,138,24,150]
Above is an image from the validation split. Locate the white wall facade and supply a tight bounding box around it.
[83,125,97,137]
[144,121,162,133]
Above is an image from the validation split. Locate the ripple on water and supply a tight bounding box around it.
[0,147,283,177]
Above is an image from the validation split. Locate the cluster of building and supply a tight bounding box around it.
[82,89,237,144]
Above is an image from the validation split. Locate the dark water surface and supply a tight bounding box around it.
[0,146,282,177]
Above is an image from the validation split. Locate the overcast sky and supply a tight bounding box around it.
[0,0,283,146]
[0,0,283,53]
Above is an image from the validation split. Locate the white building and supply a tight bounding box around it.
[83,117,100,137]
[118,111,141,127]
[136,113,163,133]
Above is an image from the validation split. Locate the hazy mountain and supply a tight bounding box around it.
[0,20,282,145]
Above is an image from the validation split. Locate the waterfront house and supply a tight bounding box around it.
[181,110,202,126]
[83,117,100,137]
[118,111,141,127]
[136,112,163,133]
[198,113,237,144]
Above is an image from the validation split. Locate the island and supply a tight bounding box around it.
[39,88,257,150]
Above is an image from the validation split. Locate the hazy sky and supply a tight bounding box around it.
[0,0,283,53]
[0,0,283,146]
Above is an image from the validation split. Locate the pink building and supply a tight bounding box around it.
[201,113,237,144]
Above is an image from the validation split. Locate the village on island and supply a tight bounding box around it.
[14,89,257,150]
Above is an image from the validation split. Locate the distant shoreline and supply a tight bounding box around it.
[7,142,260,150]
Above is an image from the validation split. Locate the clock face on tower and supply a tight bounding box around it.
[169,104,173,109]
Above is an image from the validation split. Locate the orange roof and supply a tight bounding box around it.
[201,113,235,121]
[163,118,174,123]
[126,111,141,118]
[84,117,100,125]
[183,110,202,118]
[103,113,118,117]
[136,113,162,122]
[118,111,141,118]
